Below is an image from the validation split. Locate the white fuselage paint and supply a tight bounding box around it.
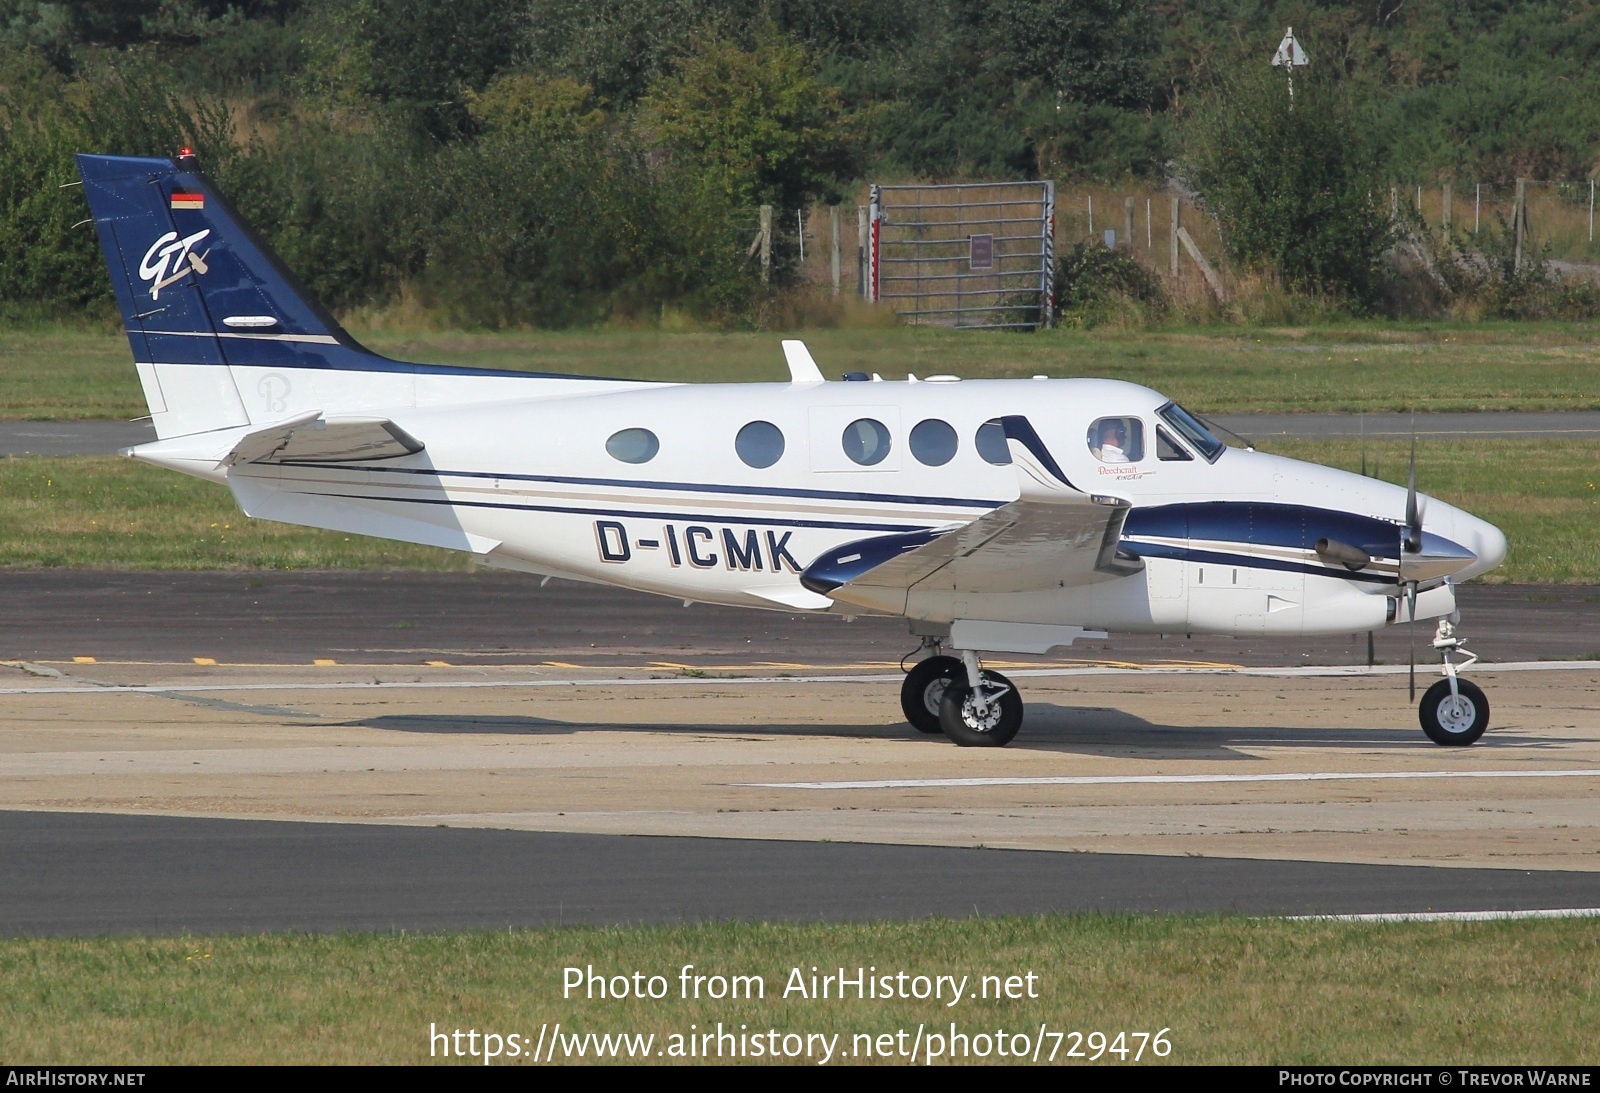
[132,368,1508,641]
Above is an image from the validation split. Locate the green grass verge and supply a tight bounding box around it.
[2,917,1595,1064]
[0,456,465,570]
[8,320,1600,420]
[0,439,1594,580]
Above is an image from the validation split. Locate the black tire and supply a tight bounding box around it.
[901,655,962,734]
[1420,679,1489,746]
[938,669,1023,747]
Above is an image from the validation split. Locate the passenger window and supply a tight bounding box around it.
[735,420,784,468]
[1157,425,1193,461]
[909,419,958,466]
[975,420,1011,465]
[1088,417,1143,463]
[605,427,659,464]
[841,418,892,466]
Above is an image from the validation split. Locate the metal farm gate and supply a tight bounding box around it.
[866,181,1055,329]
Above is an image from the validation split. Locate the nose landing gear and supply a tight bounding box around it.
[1419,618,1488,746]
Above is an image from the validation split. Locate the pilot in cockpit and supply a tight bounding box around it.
[1093,419,1131,463]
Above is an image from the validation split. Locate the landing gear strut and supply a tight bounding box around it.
[900,642,1023,746]
[1419,617,1488,746]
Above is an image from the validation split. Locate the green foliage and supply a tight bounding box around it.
[465,74,607,141]
[1180,68,1394,309]
[0,48,231,318]
[217,118,428,314]
[520,0,722,106]
[1430,215,1600,321]
[642,36,857,211]
[11,2,1600,327]
[1053,241,1168,328]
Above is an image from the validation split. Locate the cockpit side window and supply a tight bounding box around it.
[1156,425,1193,461]
[1158,402,1225,462]
[1088,417,1144,463]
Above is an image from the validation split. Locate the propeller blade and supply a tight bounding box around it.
[1404,434,1421,554]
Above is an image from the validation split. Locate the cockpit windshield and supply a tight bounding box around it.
[1157,402,1225,463]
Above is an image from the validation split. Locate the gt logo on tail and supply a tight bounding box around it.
[139,229,211,300]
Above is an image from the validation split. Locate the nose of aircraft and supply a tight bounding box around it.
[1427,500,1508,583]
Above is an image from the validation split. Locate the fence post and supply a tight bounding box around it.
[1513,178,1526,270]
[759,205,772,285]
[1146,197,1152,249]
[1442,183,1452,233]
[830,206,841,297]
[857,205,869,299]
[1041,179,1056,328]
[1169,197,1180,277]
[1087,194,1094,236]
[1390,186,1398,220]
[1124,197,1135,253]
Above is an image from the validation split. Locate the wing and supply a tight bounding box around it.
[801,416,1143,614]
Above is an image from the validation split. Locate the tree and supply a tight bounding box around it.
[641,36,857,211]
[1180,66,1393,308]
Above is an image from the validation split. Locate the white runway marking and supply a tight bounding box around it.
[1289,908,1600,923]
[742,769,1600,790]
[0,659,1593,697]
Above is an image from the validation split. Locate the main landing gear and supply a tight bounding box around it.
[901,641,1023,747]
[1419,617,1488,746]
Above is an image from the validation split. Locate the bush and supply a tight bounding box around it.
[1179,67,1393,311]
[1053,241,1167,328]
[1429,214,1600,321]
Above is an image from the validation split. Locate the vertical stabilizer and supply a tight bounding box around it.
[76,152,387,438]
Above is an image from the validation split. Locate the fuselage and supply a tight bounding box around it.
[147,371,1506,638]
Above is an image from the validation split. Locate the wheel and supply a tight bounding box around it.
[1420,679,1488,746]
[901,655,962,734]
[938,669,1023,747]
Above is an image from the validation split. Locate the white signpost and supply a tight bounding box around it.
[1271,26,1309,102]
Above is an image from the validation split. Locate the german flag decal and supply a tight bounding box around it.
[170,191,204,210]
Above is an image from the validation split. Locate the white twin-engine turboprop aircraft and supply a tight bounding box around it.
[77,150,1508,747]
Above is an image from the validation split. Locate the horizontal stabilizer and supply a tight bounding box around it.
[222,414,424,466]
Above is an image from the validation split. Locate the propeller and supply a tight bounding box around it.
[1402,429,1424,701]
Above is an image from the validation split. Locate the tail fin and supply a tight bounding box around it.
[77,152,396,437]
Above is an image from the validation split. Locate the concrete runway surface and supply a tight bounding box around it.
[2,604,1598,930]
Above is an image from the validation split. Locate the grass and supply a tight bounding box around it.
[0,438,1593,580]
[0,916,1595,1064]
[0,456,466,570]
[9,321,1600,420]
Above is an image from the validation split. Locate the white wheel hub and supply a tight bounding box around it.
[1438,693,1478,733]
